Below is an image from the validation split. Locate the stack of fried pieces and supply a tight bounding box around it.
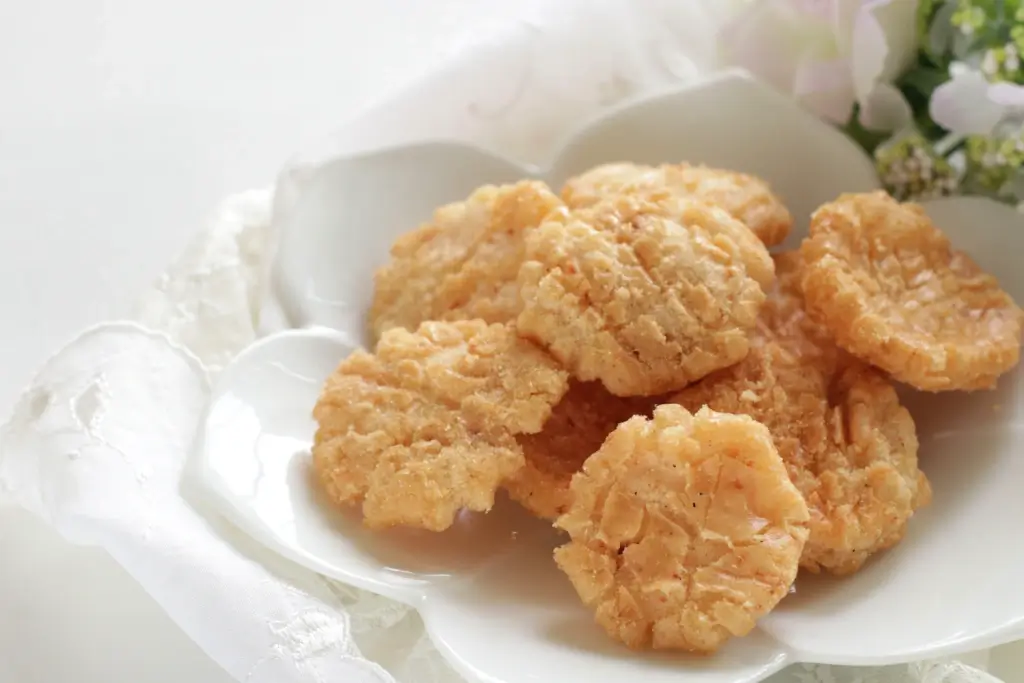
[311,162,1024,654]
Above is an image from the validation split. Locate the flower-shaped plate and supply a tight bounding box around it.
[191,71,1024,683]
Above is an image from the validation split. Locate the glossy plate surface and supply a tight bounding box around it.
[192,71,1024,683]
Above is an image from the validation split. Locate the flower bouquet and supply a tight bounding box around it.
[721,0,1024,208]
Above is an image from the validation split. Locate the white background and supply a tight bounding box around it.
[0,1,520,680]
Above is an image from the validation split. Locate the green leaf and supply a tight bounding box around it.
[914,109,948,140]
[895,61,952,140]
[917,0,943,46]
[842,106,891,154]
[976,23,1012,48]
[899,64,950,99]
[924,0,958,64]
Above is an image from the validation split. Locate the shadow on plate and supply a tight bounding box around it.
[776,421,1014,616]
[435,514,568,607]
[540,612,789,675]
[898,367,1022,440]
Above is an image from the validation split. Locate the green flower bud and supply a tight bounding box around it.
[874,132,961,201]
[965,121,1024,197]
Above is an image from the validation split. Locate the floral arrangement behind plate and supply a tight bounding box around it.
[721,0,1024,208]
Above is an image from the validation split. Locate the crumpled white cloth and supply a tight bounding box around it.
[0,1,1016,682]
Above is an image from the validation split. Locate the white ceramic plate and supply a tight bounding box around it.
[191,71,1024,683]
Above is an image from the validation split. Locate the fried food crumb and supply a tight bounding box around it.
[554,404,809,652]
[369,180,564,340]
[312,320,569,531]
[801,191,1024,391]
[517,193,773,397]
[672,252,931,575]
[505,381,659,519]
[561,162,793,246]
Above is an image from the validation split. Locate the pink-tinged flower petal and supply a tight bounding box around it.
[930,67,1006,135]
[850,1,918,101]
[718,0,808,93]
[868,0,918,82]
[834,0,862,52]
[794,56,856,122]
[987,82,1024,108]
[799,0,837,21]
[701,0,760,24]
[793,55,851,95]
[850,7,888,100]
[858,82,912,131]
[718,0,838,93]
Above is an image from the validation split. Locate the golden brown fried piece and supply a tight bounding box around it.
[561,162,793,247]
[672,252,931,575]
[673,346,930,575]
[505,381,658,519]
[369,181,564,340]
[801,191,1024,391]
[554,405,809,653]
[818,363,931,570]
[312,321,569,531]
[516,193,773,397]
[760,251,840,366]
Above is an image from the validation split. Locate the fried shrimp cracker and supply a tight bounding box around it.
[561,162,793,246]
[516,194,773,397]
[553,404,809,652]
[801,191,1024,391]
[369,180,564,339]
[760,251,844,369]
[672,262,931,576]
[813,363,931,572]
[312,320,569,531]
[505,381,657,519]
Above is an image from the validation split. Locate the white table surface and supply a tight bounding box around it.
[0,2,520,680]
[2,2,1023,681]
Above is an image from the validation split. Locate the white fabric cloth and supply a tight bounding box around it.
[0,1,1017,682]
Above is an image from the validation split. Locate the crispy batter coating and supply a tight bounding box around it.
[505,381,658,519]
[818,363,931,571]
[672,252,931,575]
[561,162,793,247]
[554,405,809,653]
[801,191,1024,391]
[673,346,930,575]
[369,181,564,339]
[760,251,839,366]
[516,194,773,397]
[312,320,569,531]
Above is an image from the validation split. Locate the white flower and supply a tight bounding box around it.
[718,0,918,130]
[982,50,1000,78]
[930,61,1024,136]
[1005,44,1020,73]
